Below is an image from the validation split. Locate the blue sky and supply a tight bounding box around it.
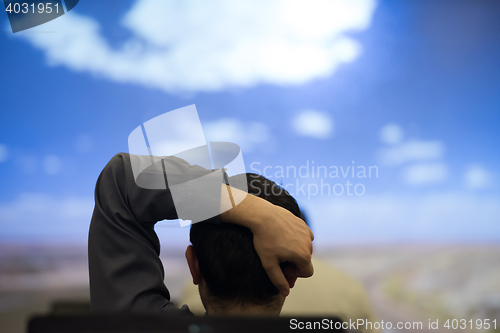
[0,0,499,247]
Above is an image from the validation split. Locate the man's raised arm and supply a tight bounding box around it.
[88,153,222,314]
[88,153,314,314]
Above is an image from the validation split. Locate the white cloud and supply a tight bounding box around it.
[377,140,445,166]
[379,123,403,145]
[400,162,448,186]
[0,193,94,240]
[301,192,500,245]
[464,165,493,190]
[203,118,272,153]
[43,155,63,175]
[15,0,377,93]
[0,144,8,163]
[292,109,334,139]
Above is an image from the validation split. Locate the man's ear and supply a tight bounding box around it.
[185,245,202,285]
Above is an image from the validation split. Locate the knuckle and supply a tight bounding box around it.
[262,263,276,272]
[301,251,312,264]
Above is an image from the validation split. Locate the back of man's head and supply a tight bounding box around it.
[189,173,301,313]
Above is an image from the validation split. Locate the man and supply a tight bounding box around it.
[88,153,313,315]
[182,189,380,332]
[186,173,302,315]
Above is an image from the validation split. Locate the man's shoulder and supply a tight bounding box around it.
[108,152,130,165]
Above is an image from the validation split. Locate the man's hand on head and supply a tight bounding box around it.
[220,187,314,297]
[251,203,314,297]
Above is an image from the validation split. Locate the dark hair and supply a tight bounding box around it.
[190,173,302,306]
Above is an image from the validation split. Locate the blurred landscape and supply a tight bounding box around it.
[1,243,499,333]
[319,244,500,333]
[1,1,500,332]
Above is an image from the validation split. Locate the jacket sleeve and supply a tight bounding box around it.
[88,153,222,314]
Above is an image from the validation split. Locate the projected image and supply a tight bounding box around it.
[0,1,499,332]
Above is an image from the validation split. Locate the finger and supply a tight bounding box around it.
[307,240,313,255]
[294,259,314,278]
[281,247,313,276]
[286,274,297,289]
[281,263,298,289]
[296,215,314,241]
[308,227,315,241]
[263,260,290,297]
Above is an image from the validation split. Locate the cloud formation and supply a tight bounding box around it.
[377,140,445,166]
[379,123,403,145]
[464,165,493,190]
[43,155,63,175]
[203,118,272,153]
[292,109,334,139]
[0,193,94,240]
[303,192,500,244]
[400,162,448,186]
[15,0,376,93]
[375,124,450,187]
